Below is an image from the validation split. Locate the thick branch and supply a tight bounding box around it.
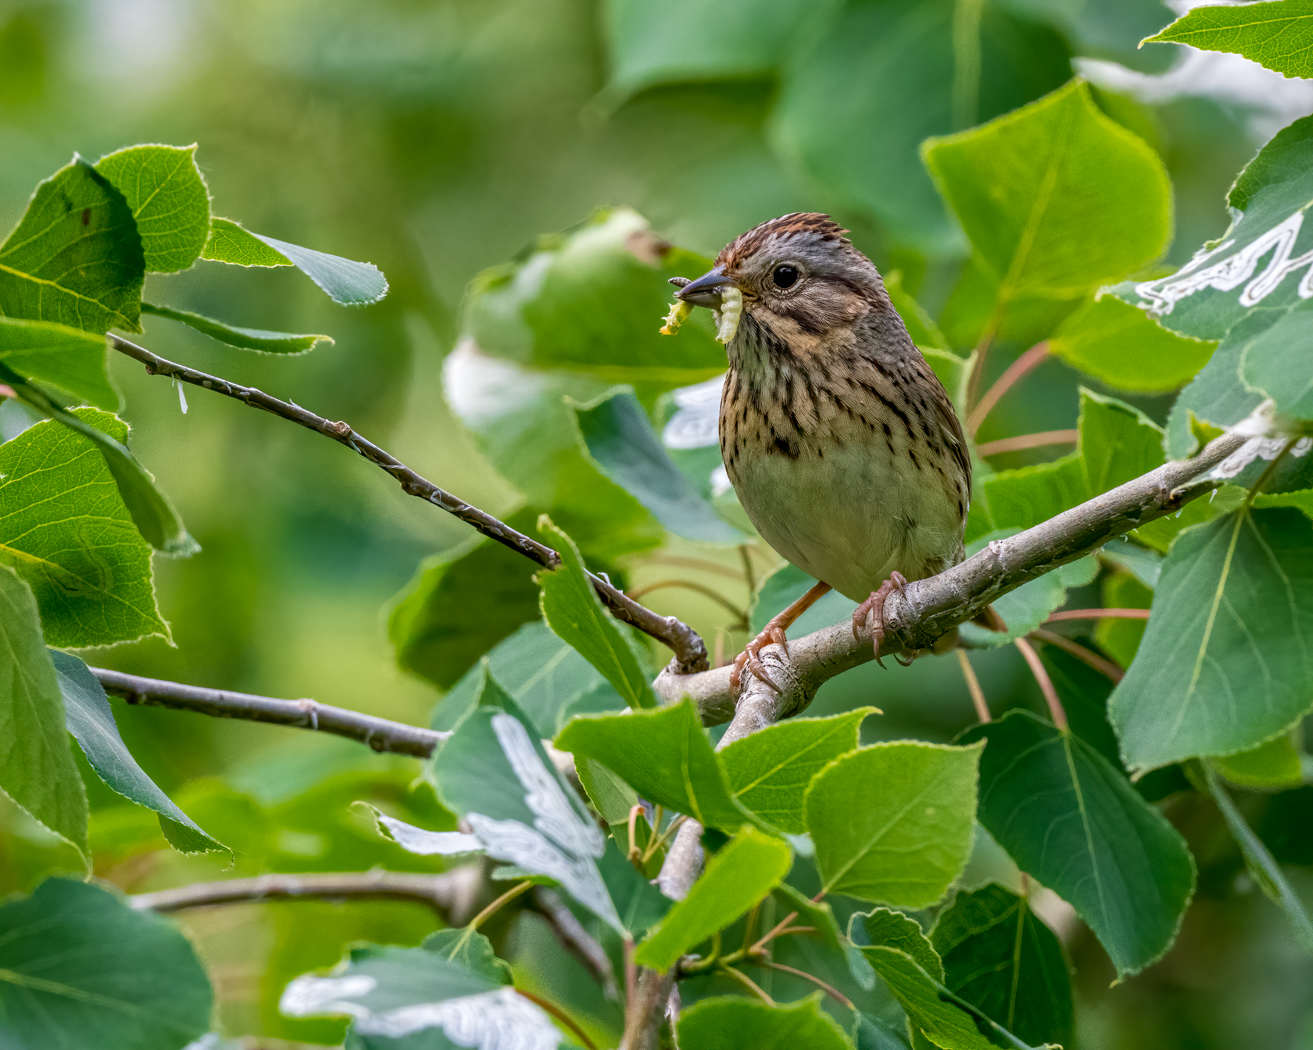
[656,429,1248,724]
[109,335,708,674]
[95,667,446,758]
[129,869,481,919]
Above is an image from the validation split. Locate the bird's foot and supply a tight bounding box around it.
[730,624,789,694]
[852,572,910,669]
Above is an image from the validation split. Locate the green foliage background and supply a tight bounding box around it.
[2,2,1313,1048]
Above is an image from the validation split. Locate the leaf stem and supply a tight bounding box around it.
[642,813,687,865]
[975,429,1079,457]
[1045,608,1151,622]
[757,961,854,1010]
[1028,630,1124,683]
[517,989,598,1050]
[1014,636,1067,730]
[968,341,1051,436]
[956,648,991,722]
[626,580,748,625]
[718,964,775,1005]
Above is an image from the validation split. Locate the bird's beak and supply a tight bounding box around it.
[674,267,739,309]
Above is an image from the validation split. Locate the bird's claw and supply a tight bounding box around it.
[852,571,910,669]
[729,625,788,695]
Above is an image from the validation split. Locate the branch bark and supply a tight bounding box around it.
[655,429,1247,725]
[109,335,708,674]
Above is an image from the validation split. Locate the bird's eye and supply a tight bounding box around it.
[772,264,800,289]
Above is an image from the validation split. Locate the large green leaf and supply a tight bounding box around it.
[632,827,791,971]
[958,710,1195,977]
[52,650,226,856]
[0,317,117,408]
[573,387,743,543]
[1240,297,1313,420]
[555,698,752,831]
[464,208,724,386]
[806,741,981,907]
[1109,508,1313,773]
[1112,115,1313,455]
[1144,0,1313,79]
[0,408,169,646]
[429,673,624,932]
[930,885,1074,1049]
[0,157,143,333]
[1048,295,1215,393]
[773,0,1072,251]
[678,994,854,1050]
[141,301,332,353]
[202,217,388,306]
[429,619,621,736]
[1002,0,1182,70]
[537,516,658,710]
[281,944,561,1049]
[94,144,211,273]
[924,78,1170,309]
[720,708,874,833]
[0,567,87,862]
[859,909,1041,1050]
[0,878,212,1050]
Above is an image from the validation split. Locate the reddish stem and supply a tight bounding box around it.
[1046,608,1150,622]
[1029,629,1125,683]
[976,429,1079,457]
[968,341,1051,436]
[1014,636,1067,730]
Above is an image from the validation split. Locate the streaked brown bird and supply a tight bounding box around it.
[673,213,972,689]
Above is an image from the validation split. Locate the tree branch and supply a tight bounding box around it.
[109,335,708,674]
[653,429,1248,724]
[94,667,446,758]
[128,868,482,919]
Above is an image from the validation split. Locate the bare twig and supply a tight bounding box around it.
[1046,608,1150,622]
[95,667,445,758]
[956,648,990,723]
[653,429,1246,724]
[1029,629,1124,683]
[129,869,481,919]
[968,341,1051,436]
[1015,636,1067,730]
[110,335,708,673]
[976,429,1079,457]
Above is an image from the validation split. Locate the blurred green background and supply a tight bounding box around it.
[3,0,1312,1046]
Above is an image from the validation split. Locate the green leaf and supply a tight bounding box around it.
[859,907,944,981]
[555,698,752,831]
[677,994,855,1050]
[720,708,874,833]
[0,157,144,333]
[1113,115,1313,453]
[1144,0,1313,79]
[1214,733,1306,792]
[421,929,514,985]
[0,877,212,1050]
[598,836,673,937]
[806,741,982,907]
[53,650,227,856]
[1202,762,1313,953]
[1004,0,1183,70]
[958,710,1196,977]
[537,515,658,710]
[355,801,483,857]
[1241,298,1313,420]
[773,0,1072,251]
[930,885,1074,1049]
[202,217,388,306]
[1109,508,1313,773]
[465,208,724,387]
[577,754,638,827]
[632,827,791,971]
[573,387,743,543]
[887,270,949,350]
[94,144,211,273]
[429,674,624,932]
[141,301,331,353]
[444,342,662,559]
[602,0,837,100]
[428,619,622,736]
[0,567,88,861]
[924,79,1170,303]
[750,561,857,638]
[281,944,561,1048]
[388,528,542,691]
[0,407,170,645]
[0,317,117,408]
[1049,295,1215,393]
[1096,571,1153,669]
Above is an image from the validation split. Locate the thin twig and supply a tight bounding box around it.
[1029,629,1125,683]
[645,554,744,581]
[968,341,1051,436]
[719,965,775,1006]
[975,429,1079,457]
[626,580,748,623]
[517,989,598,1050]
[1014,636,1067,730]
[756,961,853,1010]
[748,911,800,957]
[1046,608,1150,622]
[110,335,708,673]
[956,648,990,723]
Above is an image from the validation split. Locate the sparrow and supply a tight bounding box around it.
[672,214,972,689]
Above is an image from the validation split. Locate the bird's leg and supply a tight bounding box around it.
[731,581,832,694]
[852,571,911,669]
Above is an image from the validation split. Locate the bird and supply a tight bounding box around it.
[669,213,974,690]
